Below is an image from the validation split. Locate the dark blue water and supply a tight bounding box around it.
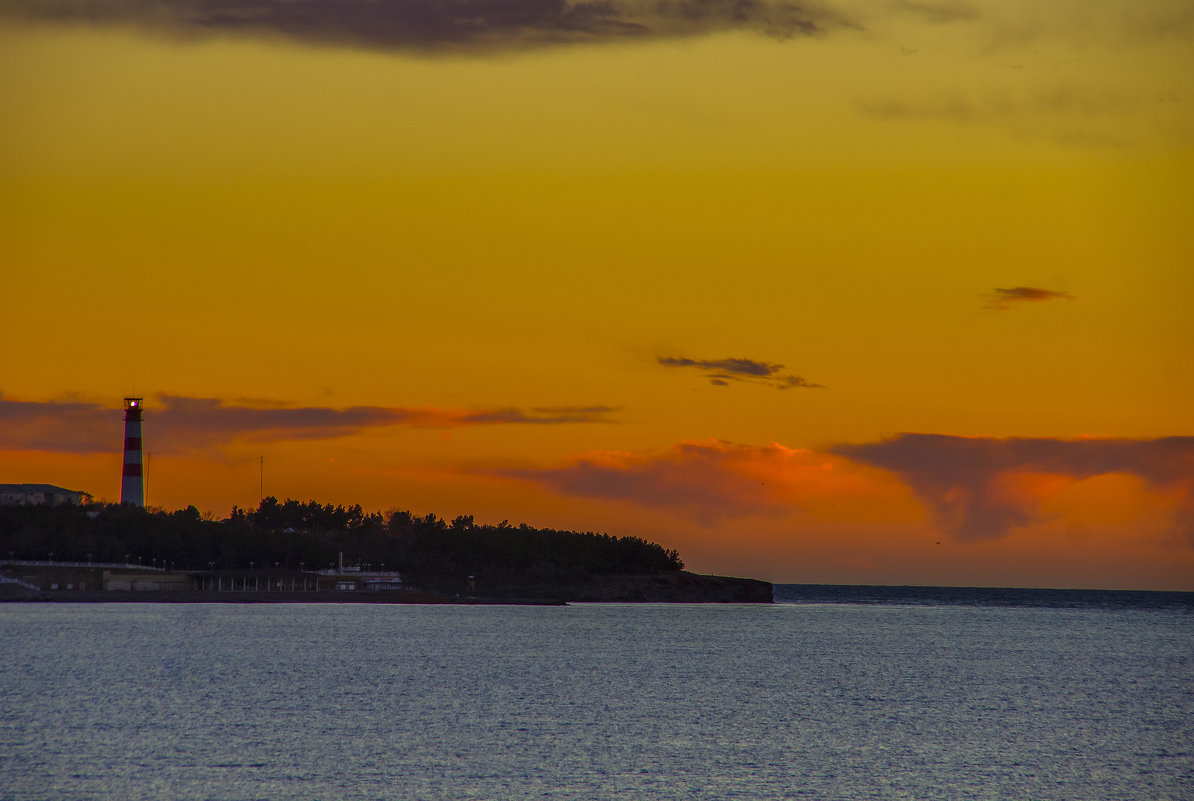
[1,597,1190,800]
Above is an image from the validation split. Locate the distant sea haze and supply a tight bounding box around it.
[2,599,1190,800]
[773,583,1194,609]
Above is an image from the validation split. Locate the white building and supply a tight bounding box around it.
[0,484,90,506]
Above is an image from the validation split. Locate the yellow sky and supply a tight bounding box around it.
[2,1,1192,588]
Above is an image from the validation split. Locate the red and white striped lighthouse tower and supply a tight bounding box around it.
[120,397,145,506]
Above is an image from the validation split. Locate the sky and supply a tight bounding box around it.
[2,0,1192,590]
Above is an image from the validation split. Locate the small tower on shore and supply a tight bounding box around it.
[120,398,145,506]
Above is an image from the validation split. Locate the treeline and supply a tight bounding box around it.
[0,497,683,578]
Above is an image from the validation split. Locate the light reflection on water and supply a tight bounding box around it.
[1,601,1190,800]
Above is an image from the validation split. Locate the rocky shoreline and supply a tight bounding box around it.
[420,571,774,603]
[1,571,773,604]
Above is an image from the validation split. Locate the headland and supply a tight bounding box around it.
[1,499,772,604]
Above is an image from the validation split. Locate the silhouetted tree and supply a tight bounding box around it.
[0,498,683,577]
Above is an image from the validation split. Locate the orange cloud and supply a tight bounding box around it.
[496,439,924,526]
[955,472,1194,590]
[488,435,1194,588]
[834,433,1194,543]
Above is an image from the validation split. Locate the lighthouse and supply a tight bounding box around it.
[120,398,145,506]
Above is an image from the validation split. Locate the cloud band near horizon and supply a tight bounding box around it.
[0,394,618,453]
[498,434,1194,544]
[5,393,1190,553]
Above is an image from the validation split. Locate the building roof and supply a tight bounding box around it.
[0,484,87,495]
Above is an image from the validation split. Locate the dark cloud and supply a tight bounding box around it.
[775,374,822,389]
[496,440,783,518]
[1,0,848,53]
[153,394,405,441]
[0,397,116,454]
[660,356,777,376]
[0,394,618,454]
[834,433,1194,540]
[488,439,916,527]
[658,356,823,390]
[986,286,1076,310]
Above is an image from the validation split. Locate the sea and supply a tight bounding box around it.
[1,586,1191,801]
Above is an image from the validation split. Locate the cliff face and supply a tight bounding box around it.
[419,571,774,603]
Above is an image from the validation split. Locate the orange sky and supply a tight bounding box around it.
[2,0,1192,589]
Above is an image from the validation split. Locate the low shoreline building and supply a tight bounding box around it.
[0,484,91,506]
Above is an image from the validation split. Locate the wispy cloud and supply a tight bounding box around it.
[0,0,850,53]
[859,86,1138,149]
[890,0,981,25]
[0,394,618,454]
[445,405,621,426]
[658,356,823,390]
[985,286,1076,310]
